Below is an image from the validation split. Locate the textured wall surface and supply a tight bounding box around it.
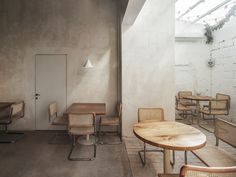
[175,41,211,95]
[211,17,236,122]
[0,0,118,130]
[122,0,175,137]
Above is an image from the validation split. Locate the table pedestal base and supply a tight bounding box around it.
[164,149,173,173]
[78,135,95,146]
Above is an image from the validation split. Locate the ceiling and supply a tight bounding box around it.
[176,0,236,26]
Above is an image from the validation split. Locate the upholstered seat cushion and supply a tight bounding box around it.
[100,117,119,126]
[176,103,192,111]
[69,127,94,135]
[200,109,227,115]
[180,101,196,106]
[52,116,68,125]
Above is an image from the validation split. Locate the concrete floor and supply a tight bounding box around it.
[1,117,235,177]
[0,132,132,177]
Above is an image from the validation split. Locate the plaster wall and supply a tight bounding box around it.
[0,0,118,130]
[211,16,236,122]
[175,42,211,95]
[122,0,175,137]
[175,21,211,95]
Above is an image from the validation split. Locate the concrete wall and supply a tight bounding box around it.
[0,0,118,130]
[122,0,175,137]
[175,21,211,95]
[211,16,236,122]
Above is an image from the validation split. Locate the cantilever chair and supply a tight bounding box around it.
[48,102,68,144]
[98,102,122,144]
[0,101,25,143]
[138,108,178,166]
[68,113,96,161]
[158,165,236,177]
[178,91,197,107]
[175,96,193,124]
[199,96,229,132]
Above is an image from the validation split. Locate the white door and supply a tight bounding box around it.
[35,54,67,130]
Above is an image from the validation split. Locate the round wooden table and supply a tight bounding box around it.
[133,121,206,173]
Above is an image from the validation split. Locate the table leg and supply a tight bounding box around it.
[164,149,172,174]
[196,100,200,124]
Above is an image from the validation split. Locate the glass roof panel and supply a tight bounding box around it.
[176,0,236,26]
[175,0,199,18]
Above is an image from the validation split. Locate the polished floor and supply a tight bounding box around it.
[0,132,132,177]
[125,116,236,177]
[1,117,235,177]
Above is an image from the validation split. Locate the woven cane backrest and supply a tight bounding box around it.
[216,93,230,109]
[210,100,227,110]
[180,165,236,177]
[138,108,164,122]
[68,113,95,128]
[49,102,58,117]
[11,101,24,117]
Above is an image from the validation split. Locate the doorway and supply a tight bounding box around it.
[35,54,67,130]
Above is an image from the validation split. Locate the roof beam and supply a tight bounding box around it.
[192,0,232,23]
[177,0,205,20]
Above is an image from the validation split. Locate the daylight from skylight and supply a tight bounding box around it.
[176,0,236,26]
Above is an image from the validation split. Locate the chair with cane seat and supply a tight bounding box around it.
[0,101,25,143]
[68,113,96,161]
[98,102,122,144]
[48,102,68,144]
[158,165,236,177]
[138,108,178,166]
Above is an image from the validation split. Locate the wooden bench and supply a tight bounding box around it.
[192,118,236,167]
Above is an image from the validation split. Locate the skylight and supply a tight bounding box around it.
[176,0,236,26]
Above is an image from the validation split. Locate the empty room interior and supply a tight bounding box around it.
[0,0,236,177]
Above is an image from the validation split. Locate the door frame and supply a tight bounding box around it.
[34,54,68,130]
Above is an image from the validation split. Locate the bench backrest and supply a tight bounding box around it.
[215,118,236,148]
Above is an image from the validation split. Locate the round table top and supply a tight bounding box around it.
[133,121,206,151]
[182,95,213,101]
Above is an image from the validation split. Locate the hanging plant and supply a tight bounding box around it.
[204,25,213,44]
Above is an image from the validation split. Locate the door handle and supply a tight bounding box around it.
[35,93,40,100]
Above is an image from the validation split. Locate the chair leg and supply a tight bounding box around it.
[119,124,122,142]
[185,151,188,164]
[171,150,175,167]
[199,113,215,133]
[68,135,96,161]
[0,124,24,143]
[99,124,122,145]
[138,142,163,166]
[138,142,146,165]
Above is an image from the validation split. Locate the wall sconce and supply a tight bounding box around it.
[83,59,93,68]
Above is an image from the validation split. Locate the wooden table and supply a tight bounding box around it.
[64,103,106,115]
[182,95,213,124]
[133,121,206,174]
[65,103,106,145]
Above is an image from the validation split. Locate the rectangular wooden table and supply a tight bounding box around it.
[64,103,106,115]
